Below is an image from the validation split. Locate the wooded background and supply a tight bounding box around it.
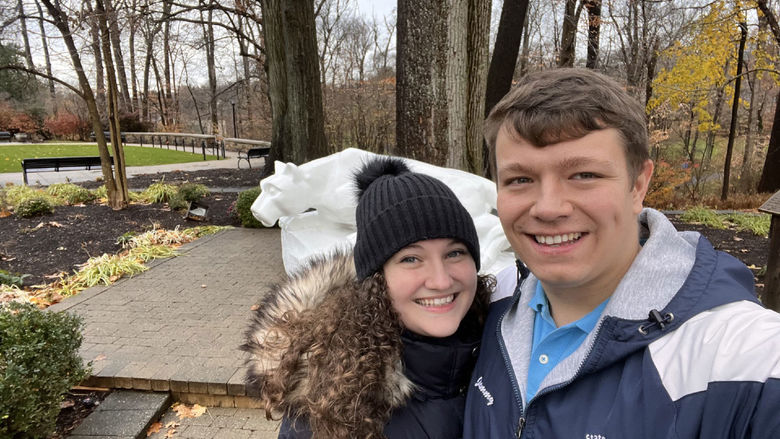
[1,0,779,208]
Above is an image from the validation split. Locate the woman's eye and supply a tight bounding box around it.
[400,256,418,263]
[447,249,467,258]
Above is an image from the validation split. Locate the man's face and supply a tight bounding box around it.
[495,127,652,297]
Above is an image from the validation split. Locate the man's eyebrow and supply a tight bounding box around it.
[557,156,615,171]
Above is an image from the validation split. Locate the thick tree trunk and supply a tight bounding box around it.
[721,21,747,201]
[397,0,490,170]
[259,0,327,171]
[17,0,35,69]
[758,91,780,193]
[201,7,218,135]
[584,0,601,69]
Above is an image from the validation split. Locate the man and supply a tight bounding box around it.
[464,68,780,438]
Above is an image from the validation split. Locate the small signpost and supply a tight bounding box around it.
[758,191,780,312]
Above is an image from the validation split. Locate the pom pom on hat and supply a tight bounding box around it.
[353,156,480,280]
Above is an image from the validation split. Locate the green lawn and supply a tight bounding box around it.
[0,143,220,173]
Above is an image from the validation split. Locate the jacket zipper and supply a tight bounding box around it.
[496,285,527,438]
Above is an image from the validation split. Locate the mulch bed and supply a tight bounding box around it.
[0,167,771,437]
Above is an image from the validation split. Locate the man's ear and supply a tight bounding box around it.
[632,159,654,213]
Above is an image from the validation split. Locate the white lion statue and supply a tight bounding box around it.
[251,148,515,275]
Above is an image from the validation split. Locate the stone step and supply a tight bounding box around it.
[69,390,171,439]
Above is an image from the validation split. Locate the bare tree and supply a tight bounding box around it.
[38,0,130,208]
[721,20,747,201]
[559,0,583,67]
[33,0,55,99]
[584,0,601,69]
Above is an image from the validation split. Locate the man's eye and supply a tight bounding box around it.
[573,172,598,180]
[505,176,531,185]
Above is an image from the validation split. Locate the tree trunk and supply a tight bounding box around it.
[201,6,218,135]
[558,0,582,67]
[34,0,56,99]
[259,0,327,172]
[741,67,756,187]
[462,0,491,174]
[721,21,747,201]
[163,0,173,119]
[397,0,490,170]
[17,0,35,70]
[584,0,601,69]
[87,2,106,119]
[757,91,780,193]
[484,0,528,177]
[38,0,127,208]
[96,0,129,209]
[107,0,131,113]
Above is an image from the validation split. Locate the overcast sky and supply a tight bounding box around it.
[356,0,396,19]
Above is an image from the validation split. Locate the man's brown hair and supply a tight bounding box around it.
[485,68,650,180]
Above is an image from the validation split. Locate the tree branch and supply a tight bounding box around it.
[0,64,83,97]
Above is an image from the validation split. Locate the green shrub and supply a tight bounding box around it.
[0,270,29,288]
[0,302,89,438]
[46,183,95,205]
[3,185,39,207]
[177,183,210,202]
[15,197,54,218]
[91,185,107,200]
[236,187,263,228]
[167,192,190,211]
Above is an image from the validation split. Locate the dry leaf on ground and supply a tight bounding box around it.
[172,402,207,418]
[146,422,162,436]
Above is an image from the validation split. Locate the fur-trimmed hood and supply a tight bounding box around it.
[242,250,413,426]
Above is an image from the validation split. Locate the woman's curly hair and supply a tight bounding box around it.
[245,260,494,438]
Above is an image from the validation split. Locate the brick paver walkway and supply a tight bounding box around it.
[49,227,287,437]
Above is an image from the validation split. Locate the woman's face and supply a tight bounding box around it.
[382,238,478,337]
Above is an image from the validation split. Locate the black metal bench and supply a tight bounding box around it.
[0,131,11,142]
[89,131,127,143]
[21,156,113,185]
[237,147,269,169]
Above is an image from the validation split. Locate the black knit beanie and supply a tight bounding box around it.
[353,157,480,280]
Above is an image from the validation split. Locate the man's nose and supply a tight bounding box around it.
[530,180,573,221]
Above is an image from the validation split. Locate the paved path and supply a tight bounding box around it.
[49,227,286,438]
[0,146,260,187]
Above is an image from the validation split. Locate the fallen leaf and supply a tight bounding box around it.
[60,400,75,409]
[747,264,758,269]
[740,249,749,253]
[191,404,207,417]
[0,210,11,218]
[733,237,743,241]
[756,283,765,288]
[48,221,64,227]
[250,304,260,311]
[165,429,177,438]
[94,354,107,361]
[146,422,162,436]
[201,284,207,288]
[165,421,180,428]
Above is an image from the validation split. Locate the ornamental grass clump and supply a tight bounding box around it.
[0,302,89,438]
[45,183,95,205]
[60,253,148,296]
[140,181,178,204]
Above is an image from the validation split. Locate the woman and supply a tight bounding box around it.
[243,157,493,438]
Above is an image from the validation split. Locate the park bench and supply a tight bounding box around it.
[90,131,127,143]
[0,131,11,142]
[21,156,113,185]
[237,147,269,169]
